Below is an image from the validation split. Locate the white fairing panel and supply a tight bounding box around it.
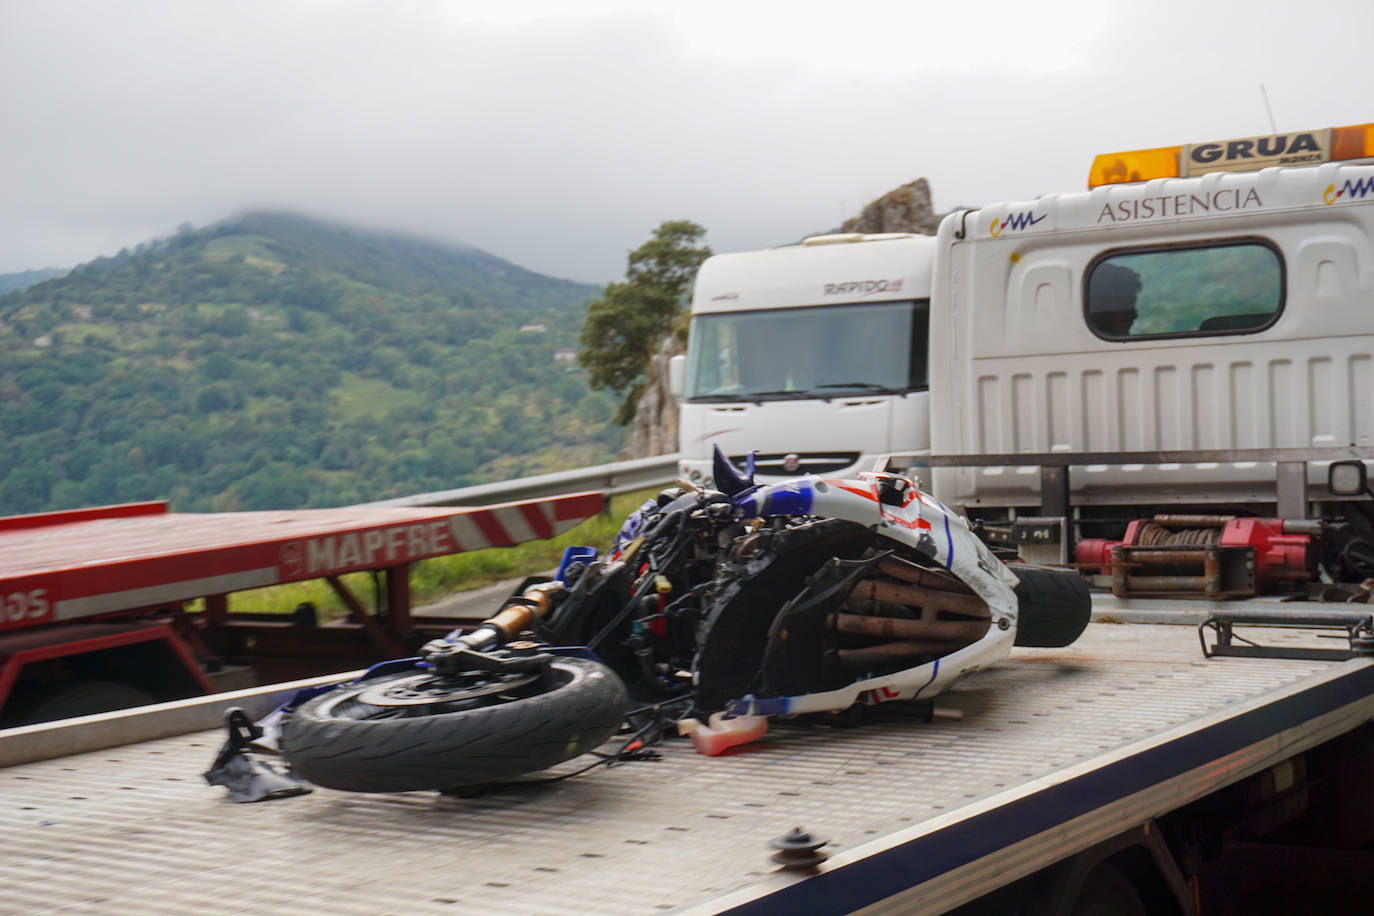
[931,162,1374,507]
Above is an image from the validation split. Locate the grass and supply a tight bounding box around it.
[203,235,286,272]
[222,487,656,619]
[331,371,424,420]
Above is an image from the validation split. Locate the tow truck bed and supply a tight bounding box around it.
[3,620,1370,915]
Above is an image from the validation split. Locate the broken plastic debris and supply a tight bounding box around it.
[677,712,768,756]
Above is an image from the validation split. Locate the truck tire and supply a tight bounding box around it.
[280,656,628,793]
[1007,564,1092,648]
[1070,862,1148,916]
[25,681,157,725]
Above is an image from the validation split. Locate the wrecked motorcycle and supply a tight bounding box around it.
[267,449,1091,794]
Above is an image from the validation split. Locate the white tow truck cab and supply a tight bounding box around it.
[673,233,936,485]
[677,121,1374,576]
[930,123,1374,537]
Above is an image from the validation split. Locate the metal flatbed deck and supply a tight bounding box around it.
[3,621,1370,915]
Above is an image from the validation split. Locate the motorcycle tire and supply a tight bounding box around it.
[280,656,628,793]
[1007,563,1093,648]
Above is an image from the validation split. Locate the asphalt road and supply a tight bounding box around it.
[412,573,548,620]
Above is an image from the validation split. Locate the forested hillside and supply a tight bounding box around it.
[0,212,623,514]
[0,268,68,295]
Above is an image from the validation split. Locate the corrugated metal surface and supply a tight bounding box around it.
[0,623,1346,915]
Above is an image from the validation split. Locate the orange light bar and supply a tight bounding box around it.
[1088,146,1181,189]
[1088,121,1374,189]
[1332,123,1374,161]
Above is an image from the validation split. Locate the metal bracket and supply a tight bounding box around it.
[1199,608,1374,661]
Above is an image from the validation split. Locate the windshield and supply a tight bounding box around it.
[685,299,929,401]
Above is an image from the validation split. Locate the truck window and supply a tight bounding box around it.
[685,300,929,400]
[1084,240,1284,340]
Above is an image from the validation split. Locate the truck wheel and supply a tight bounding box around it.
[280,656,628,793]
[1007,564,1092,648]
[25,681,157,725]
[1070,862,1148,916]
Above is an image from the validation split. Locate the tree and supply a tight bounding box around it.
[579,220,710,423]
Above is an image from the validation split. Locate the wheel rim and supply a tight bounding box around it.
[323,669,551,720]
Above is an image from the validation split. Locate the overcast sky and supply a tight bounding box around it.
[3,0,1371,283]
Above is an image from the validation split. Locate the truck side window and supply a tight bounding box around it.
[1084,240,1284,340]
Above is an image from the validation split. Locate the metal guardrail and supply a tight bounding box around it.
[899,446,1374,519]
[910,446,1374,468]
[358,453,682,509]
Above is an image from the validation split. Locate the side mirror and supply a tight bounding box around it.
[668,354,686,398]
[1329,460,1370,497]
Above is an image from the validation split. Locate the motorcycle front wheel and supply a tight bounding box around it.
[280,656,628,793]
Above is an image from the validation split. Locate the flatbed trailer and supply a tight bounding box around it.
[0,492,605,724]
[5,617,1373,914]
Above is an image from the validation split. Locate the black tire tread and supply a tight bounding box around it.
[281,657,628,793]
[1008,563,1093,648]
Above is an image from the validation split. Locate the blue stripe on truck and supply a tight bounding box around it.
[717,661,1374,914]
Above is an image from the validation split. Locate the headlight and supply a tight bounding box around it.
[1329,460,1368,497]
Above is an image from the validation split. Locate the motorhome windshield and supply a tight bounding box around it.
[685,299,929,401]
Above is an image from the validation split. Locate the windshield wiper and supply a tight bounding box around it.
[690,390,816,403]
[815,382,905,394]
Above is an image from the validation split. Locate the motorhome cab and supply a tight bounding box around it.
[672,233,936,485]
[928,122,1374,564]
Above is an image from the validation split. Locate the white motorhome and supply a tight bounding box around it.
[673,233,936,484]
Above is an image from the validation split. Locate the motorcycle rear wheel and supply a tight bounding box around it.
[280,656,628,793]
[1008,564,1093,648]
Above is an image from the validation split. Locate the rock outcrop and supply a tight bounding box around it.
[626,336,681,459]
[841,178,939,235]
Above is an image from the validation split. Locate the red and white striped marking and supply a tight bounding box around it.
[0,492,605,630]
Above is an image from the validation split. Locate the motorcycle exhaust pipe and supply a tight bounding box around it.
[877,558,975,595]
[848,579,990,618]
[828,613,989,642]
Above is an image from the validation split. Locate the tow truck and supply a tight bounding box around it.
[6,124,1374,913]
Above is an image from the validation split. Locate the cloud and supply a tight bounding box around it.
[2,0,1371,282]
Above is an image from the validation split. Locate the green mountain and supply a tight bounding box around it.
[0,211,623,514]
[0,267,68,295]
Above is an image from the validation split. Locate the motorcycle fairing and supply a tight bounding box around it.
[725,471,1021,716]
